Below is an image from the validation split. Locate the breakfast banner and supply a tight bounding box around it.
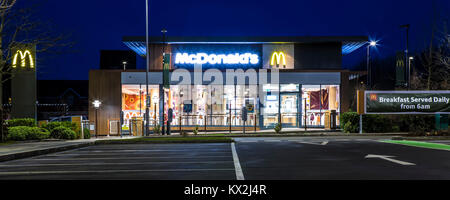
[365,91,450,114]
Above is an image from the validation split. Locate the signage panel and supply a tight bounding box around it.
[365,91,450,114]
[171,44,262,69]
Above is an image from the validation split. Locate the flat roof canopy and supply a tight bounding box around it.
[123,36,368,57]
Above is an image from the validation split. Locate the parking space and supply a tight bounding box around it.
[0,143,237,180]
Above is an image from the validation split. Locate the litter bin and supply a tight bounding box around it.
[330,110,337,130]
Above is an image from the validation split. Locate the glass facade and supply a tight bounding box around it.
[301,85,340,127]
[121,83,339,130]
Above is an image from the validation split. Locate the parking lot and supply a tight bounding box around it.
[0,143,237,180]
[0,137,449,180]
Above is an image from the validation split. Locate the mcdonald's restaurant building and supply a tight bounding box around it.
[89,36,368,135]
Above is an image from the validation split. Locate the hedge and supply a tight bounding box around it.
[340,112,433,134]
[340,112,396,133]
[6,118,36,127]
[42,121,81,139]
[50,126,77,140]
[7,126,50,141]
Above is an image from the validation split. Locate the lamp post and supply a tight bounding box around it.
[161,28,167,135]
[122,61,127,71]
[408,56,414,89]
[400,24,410,88]
[92,100,101,138]
[366,41,377,89]
[145,0,150,136]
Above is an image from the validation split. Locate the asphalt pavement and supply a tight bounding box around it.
[0,143,236,180]
[0,136,449,180]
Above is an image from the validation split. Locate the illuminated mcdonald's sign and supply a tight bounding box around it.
[270,51,286,67]
[12,49,34,69]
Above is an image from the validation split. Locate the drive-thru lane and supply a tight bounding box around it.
[234,137,450,180]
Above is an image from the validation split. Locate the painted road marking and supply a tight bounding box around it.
[231,143,245,180]
[83,149,231,152]
[32,156,232,161]
[295,141,329,146]
[0,168,235,176]
[365,154,416,166]
[42,152,232,157]
[381,140,450,151]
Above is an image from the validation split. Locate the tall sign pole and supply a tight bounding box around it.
[400,24,410,89]
[161,29,168,135]
[145,0,150,136]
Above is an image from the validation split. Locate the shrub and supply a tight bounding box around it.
[340,112,395,133]
[398,115,434,135]
[193,125,199,135]
[340,112,359,130]
[153,125,161,134]
[7,126,28,141]
[274,123,282,134]
[6,118,36,127]
[83,128,91,139]
[50,126,77,140]
[43,121,77,132]
[26,127,50,140]
[343,121,359,133]
[7,126,50,141]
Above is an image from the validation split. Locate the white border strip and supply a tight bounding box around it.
[231,143,245,180]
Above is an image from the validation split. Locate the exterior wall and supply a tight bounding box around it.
[148,44,172,70]
[340,71,351,112]
[294,42,342,69]
[89,70,122,135]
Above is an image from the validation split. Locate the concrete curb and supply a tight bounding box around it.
[94,139,234,145]
[0,142,95,162]
[143,133,410,138]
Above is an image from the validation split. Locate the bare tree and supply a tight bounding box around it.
[0,0,15,10]
[0,0,72,141]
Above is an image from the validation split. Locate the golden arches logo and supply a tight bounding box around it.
[12,50,34,69]
[270,51,286,66]
[396,59,404,68]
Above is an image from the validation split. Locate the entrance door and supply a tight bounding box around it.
[280,93,298,127]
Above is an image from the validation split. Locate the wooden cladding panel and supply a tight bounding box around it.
[148,44,172,70]
[88,70,122,135]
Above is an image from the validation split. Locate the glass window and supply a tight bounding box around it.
[301,85,340,127]
[121,84,159,134]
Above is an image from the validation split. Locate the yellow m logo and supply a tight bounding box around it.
[270,51,286,66]
[396,59,404,67]
[12,50,34,69]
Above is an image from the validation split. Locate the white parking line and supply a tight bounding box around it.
[42,152,232,157]
[83,149,231,152]
[231,142,245,180]
[32,156,232,161]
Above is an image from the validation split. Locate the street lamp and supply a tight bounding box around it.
[161,28,167,135]
[367,41,377,89]
[92,100,101,138]
[408,56,414,89]
[122,61,127,71]
[401,24,410,88]
[145,0,150,136]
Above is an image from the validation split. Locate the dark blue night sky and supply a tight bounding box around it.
[27,0,449,80]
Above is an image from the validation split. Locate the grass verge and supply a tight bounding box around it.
[0,141,16,146]
[382,140,450,151]
[95,136,233,144]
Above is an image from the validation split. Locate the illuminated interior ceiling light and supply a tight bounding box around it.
[270,51,286,66]
[12,50,34,69]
